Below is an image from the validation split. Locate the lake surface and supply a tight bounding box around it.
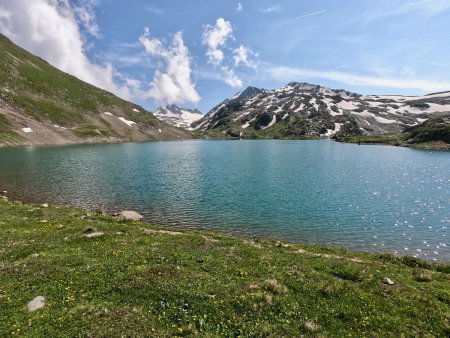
[0,140,449,260]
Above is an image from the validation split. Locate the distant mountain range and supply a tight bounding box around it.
[0,34,190,146]
[1,32,449,147]
[192,82,450,139]
[153,104,202,129]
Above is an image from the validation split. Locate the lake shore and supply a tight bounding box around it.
[1,197,449,336]
[335,135,450,150]
[1,130,449,150]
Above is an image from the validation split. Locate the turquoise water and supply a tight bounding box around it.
[0,140,449,260]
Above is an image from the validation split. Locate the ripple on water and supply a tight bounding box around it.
[0,140,449,260]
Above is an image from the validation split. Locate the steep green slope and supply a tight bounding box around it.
[0,34,190,146]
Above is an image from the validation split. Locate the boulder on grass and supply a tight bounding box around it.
[118,211,143,221]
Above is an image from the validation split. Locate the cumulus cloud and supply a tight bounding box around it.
[237,3,243,12]
[233,45,257,68]
[73,0,100,37]
[0,0,139,100]
[221,67,243,87]
[140,28,200,105]
[202,18,233,65]
[202,18,246,88]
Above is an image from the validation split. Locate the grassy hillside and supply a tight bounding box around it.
[335,117,450,150]
[0,34,190,146]
[1,197,449,337]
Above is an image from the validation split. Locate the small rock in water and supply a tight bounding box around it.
[42,203,49,208]
[27,296,45,311]
[384,278,395,285]
[118,211,143,221]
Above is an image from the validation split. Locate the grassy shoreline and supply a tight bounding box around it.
[335,135,450,150]
[1,132,448,151]
[1,197,450,336]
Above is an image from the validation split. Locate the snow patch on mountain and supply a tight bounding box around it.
[191,81,450,138]
[154,104,203,129]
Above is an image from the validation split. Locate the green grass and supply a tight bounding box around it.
[0,34,161,128]
[336,133,450,150]
[1,198,449,337]
[0,113,24,145]
[12,95,84,126]
[335,134,408,146]
[72,125,119,138]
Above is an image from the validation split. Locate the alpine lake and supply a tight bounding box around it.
[0,139,448,261]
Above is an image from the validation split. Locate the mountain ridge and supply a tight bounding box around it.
[153,104,203,129]
[192,81,450,140]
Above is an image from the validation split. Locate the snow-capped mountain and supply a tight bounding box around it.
[191,86,265,131]
[154,104,203,129]
[191,82,450,138]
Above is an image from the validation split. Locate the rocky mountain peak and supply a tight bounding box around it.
[154,104,203,129]
[236,86,265,101]
[192,81,450,138]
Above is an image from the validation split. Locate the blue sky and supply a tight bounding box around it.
[1,0,450,112]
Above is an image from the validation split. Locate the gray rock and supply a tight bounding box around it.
[384,278,395,285]
[84,231,104,238]
[27,296,45,311]
[118,211,143,221]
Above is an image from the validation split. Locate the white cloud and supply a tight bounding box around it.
[399,0,450,16]
[202,17,244,88]
[221,67,242,88]
[267,66,450,93]
[233,45,257,68]
[237,2,243,12]
[366,0,450,22]
[140,29,200,105]
[202,18,233,65]
[0,0,140,101]
[0,6,11,20]
[261,5,281,13]
[73,0,100,37]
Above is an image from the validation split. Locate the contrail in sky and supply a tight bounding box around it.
[294,10,327,20]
